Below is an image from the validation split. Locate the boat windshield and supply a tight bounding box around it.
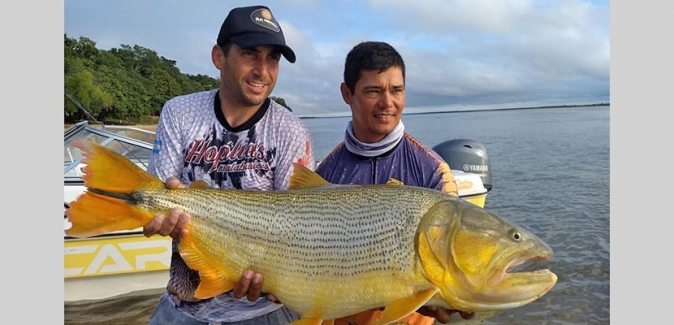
[64,122,155,178]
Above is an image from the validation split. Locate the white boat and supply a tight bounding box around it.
[63,121,490,302]
[64,121,172,302]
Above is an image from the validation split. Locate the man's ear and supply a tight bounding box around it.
[212,45,225,70]
[340,82,352,105]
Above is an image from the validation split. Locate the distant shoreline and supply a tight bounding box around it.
[65,103,610,129]
[403,102,610,117]
[299,103,610,119]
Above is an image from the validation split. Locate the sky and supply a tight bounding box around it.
[64,0,609,117]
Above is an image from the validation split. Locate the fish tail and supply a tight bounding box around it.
[72,139,160,192]
[66,190,154,237]
[65,139,164,238]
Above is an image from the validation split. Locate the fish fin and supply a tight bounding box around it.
[189,180,212,189]
[386,178,405,186]
[193,272,234,299]
[371,288,439,325]
[65,191,154,237]
[179,232,236,299]
[289,318,323,325]
[65,140,164,238]
[71,139,162,192]
[288,163,331,190]
[320,320,335,325]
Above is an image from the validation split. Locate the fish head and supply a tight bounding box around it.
[417,199,557,312]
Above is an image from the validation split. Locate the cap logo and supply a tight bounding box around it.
[251,8,280,32]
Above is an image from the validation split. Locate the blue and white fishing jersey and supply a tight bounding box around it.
[147,89,315,323]
[149,89,315,191]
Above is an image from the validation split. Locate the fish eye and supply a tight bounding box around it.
[509,229,523,242]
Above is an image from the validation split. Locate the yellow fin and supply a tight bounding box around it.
[288,163,331,190]
[386,178,404,186]
[371,288,439,325]
[320,320,335,325]
[65,140,164,238]
[289,318,323,325]
[72,139,163,192]
[65,191,154,237]
[189,180,212,189]
[193,271,234,299]
[179,232,236,299]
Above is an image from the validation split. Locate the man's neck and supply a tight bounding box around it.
[218,92,262,129]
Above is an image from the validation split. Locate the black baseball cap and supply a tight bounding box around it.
[217,5,296,63]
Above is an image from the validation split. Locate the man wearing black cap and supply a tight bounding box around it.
[143,5,315,325]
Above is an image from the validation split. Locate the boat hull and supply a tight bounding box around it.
[64,232,172,302]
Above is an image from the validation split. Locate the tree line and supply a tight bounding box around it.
[64,34,291,124]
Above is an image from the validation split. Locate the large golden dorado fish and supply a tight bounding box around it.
[65,139,557,325]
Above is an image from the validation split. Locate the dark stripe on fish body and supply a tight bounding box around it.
[87,188,138,204]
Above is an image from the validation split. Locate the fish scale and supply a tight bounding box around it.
[65,139,557,324]
[144,186,436,279]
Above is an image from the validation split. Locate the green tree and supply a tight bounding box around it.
[146,67,182,112]
[64,34,230,122]
[64,36,112,122]
[271,96,292,111]
[64,67,112,120]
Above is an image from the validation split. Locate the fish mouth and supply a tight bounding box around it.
[479,254,557,307]
[488,255,551,285]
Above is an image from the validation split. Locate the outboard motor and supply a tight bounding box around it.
[433,139,492,192]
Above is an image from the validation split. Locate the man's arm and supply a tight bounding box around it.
[435,161,459,197]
